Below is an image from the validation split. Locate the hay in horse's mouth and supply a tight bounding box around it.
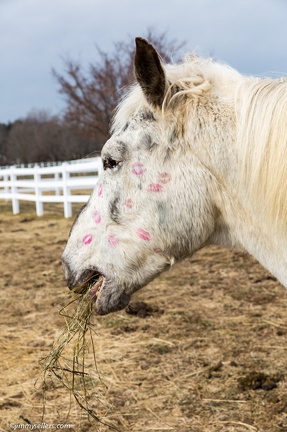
[41,271,109,426]
[73,271,105,301]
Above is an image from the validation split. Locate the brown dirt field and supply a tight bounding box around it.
[1,201,287,432]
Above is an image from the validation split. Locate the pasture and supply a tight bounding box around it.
[1,202,287,432]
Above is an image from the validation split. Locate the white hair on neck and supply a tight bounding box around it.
[236,77,287,237]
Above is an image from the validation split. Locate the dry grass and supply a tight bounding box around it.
[41,284,123,431]
[1,201,287,431]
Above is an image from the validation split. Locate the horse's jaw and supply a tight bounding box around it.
[62,245,173,314]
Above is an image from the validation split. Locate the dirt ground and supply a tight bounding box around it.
[1,201,287,432]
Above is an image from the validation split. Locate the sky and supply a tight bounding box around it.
[1,0,287,123]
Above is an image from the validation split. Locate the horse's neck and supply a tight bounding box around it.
[211,196,287,288]
[189,97,287,287]
[237,220,287,287]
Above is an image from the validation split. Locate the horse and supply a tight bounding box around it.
[62,37,287,315]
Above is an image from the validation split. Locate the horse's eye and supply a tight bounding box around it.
[103,157,119,171]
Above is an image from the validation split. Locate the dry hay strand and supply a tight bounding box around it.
[40,280,121,431]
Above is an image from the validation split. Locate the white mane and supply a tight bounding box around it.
[236,77,287,238]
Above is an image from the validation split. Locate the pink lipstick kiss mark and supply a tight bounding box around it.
[147,183,163,193]
[108,234,119,247]
[125,198,134,208]
[137,228,151,241]
[83,234,93,245]
[92,210,101,224]
[98,182,103,197]
[131,162,146,176]
[158,172,171,184]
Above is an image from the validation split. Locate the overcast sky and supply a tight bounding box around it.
[1,0,287,123]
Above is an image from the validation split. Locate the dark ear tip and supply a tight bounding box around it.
[135,37,149,48]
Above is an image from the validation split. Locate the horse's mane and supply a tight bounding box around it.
[112,55,287,238]
[236,77,287,237]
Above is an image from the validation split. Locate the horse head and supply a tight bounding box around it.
[61,38,235,314]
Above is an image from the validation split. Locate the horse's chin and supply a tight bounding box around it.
[91,278,131,315]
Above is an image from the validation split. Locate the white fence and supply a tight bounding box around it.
[0,157,102,218]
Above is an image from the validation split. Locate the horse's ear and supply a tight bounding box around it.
[134,37,167,108]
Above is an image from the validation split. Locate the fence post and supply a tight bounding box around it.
[54,172,60,195]
[62,162,72,218]
[4,173,10,202]
[34,165,43,217]
[0,157,101,217]
[10,167,19,214]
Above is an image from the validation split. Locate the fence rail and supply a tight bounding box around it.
[0,157,102,217]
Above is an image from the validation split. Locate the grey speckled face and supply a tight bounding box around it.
[62,104,216,314]
[61,112,178,314]
[61,38,217,314]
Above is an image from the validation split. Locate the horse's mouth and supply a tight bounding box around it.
[73,271,105,303]
[71,269,131,315]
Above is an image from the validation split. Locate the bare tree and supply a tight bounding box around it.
[0,123,11,165]
[53,28,185,144]
[6,110,97,164]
